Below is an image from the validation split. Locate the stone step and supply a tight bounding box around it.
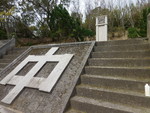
[81,74,147,92]
[92,51,150,58]
[70,96,150,113]
[3,54,21,59]
[0,59,13,63]
[0,68,3,71]
[0,63,8,68]
[7,47,27,55]
[76,85,150,108]
[2,47,27,60]
[88,58,150,67]
[0,47,28,72]
[94,43,150,52]
[96,39,146,46]
[65,109,85,113]
[85,66,150,79]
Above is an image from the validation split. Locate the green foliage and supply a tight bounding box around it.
[138,7,150,37]
[81,28,95,37]
[15,20,36,38]
[128,7,150,38]
[49,5,93,41]
[0,29,7,39]
[36,23,49,38]
[50,4,72,39]
[128,27,139,38]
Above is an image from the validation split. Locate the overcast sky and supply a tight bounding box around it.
[78,0,139,13]
[68,0,140,21]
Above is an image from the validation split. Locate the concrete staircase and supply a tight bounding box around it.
[0,47,28,72]
[66,39,150,113]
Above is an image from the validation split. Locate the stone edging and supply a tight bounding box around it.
[61,41,96,113]
[32,41,94,49]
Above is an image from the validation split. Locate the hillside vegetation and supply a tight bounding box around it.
[0,0,150,45]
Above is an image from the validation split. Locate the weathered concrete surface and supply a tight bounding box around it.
[0,105,22,113]
[0,42,92,113]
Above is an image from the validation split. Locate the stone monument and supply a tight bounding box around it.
[96,15,108,41]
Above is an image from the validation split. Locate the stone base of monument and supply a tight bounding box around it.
[0,41,94,113]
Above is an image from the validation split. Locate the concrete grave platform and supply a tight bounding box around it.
[0,41,94,113]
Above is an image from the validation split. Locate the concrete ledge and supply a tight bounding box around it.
[0,38,15,58]
[62,41,95,113]
[32,41,94,49]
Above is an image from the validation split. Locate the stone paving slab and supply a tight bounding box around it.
[0,42,93,113]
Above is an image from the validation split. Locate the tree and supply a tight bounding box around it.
[0,0,15,39]
[49,4,73,41]
[138,7,150,37]
[18,0,70,32]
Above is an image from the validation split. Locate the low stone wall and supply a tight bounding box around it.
[0,38,15,58]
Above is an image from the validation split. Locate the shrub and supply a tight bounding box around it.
[138,7,150,37]
[82,28,95,37]
[128,27,139,38]
[0,29,7,39]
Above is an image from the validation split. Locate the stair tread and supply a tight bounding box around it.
[0,63,8,64]
[89,57,150,60]
[96,43,149,47]
[66,109,85,113]
[86,65,150,69]
[82,74,150,83]
[77,84,145,98]
[94,43,150,52]
[71,96,150,113]
[96,39,146,45]
[93,49,150,53]
[0,63,8,68]
[0,63,8,65]
[88,58,150,67]
[0,59,13,63]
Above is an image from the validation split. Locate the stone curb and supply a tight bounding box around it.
[62,41,95,113]
[32,41,94,49]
